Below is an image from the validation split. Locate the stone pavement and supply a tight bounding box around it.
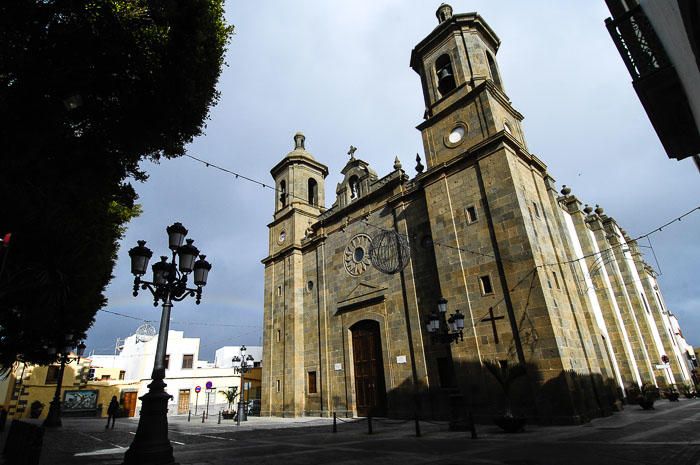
[3,399,700,464]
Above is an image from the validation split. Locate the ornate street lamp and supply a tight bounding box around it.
[232,345,255,426]
[43,337,86,427]
[123,223,212,465]
[425,297,465,344]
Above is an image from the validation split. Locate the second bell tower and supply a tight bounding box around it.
[410,4,528,168]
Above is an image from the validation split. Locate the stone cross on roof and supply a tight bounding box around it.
[348,145,357,160]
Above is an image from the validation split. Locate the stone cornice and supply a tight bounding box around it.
[270,154,329,178]
[410,12,500,71]
[417,81,524,130]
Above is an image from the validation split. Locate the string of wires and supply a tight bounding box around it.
[98,308,261,329]
[183,153,698,271]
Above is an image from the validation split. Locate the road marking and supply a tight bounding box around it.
[78,432,104,442]
[201,435,235,441]
[130,431,185,445]
[75,447,125,457]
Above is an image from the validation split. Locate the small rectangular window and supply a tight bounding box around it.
[655,291,664,310]
[532,202,540,218]
[182,354,194,369]
[308,371,317,394]
[164,354,170,369]
[640,293,650,314]
[276,380,281,392]
[119,370,126,380]
[276,329,281,342]
[277,286,282,296]
[480,275,494,295]
[552,271,560,289]
[100,375,111,381]
[465,206,478,223]
[45,366,60,384]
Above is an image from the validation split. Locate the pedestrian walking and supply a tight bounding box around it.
[106,396,119,429]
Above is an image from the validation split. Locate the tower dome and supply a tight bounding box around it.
[284,132,316,160]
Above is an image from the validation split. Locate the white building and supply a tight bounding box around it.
[89,325,245,415]
[214,346,263,368]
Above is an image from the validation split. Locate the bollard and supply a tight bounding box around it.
[367,415,373,435]
[333,412,337,433]
[469,410,478,439]
[414,414,421,437]
[218,411,221,424]
[188,410,191,422]
[202,410,205,423]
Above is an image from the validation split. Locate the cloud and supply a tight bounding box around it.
[88,1,700,361]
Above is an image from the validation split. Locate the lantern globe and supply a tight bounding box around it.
[152,256,170,285]
[453,310,465,330]
[128,240,153,276]
[166,222,188,251]
[177,239,199,273]
[193,255,212,286]
[437,297,448,314]
[447,316,457,332]
[429,313,440,333]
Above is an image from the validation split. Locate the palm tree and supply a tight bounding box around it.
[483,360,527,417]
[220,387,239,412]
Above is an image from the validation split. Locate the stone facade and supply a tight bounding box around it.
[261,5,696,423]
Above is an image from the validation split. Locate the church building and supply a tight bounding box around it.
[261,5,695,423]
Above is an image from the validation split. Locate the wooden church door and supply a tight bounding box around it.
[351,320,387,417]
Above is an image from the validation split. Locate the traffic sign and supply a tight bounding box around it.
[205,381,213,390]
[195,386,201,393]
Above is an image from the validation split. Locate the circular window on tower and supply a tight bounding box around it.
[278,229,287,244]
[444,122,467,148]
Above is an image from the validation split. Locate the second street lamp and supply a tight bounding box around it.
[426,297,465,344]
[123,222,212,465]
[43,337,86,428]
[232,345,255,426]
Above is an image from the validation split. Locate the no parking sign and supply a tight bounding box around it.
[195,385,201,393]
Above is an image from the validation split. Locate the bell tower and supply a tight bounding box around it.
[410,4,527,168]
[268,132,328,257]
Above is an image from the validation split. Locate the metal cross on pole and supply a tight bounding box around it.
[480,307,505,344]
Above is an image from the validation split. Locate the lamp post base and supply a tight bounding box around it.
[122,380,177,465]
[237,401,247,423]
[43,399,62,428]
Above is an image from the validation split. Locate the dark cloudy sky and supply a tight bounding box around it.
[85,1,700,360]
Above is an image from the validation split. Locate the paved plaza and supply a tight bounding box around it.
[3,399,700,464]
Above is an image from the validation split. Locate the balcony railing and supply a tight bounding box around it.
[605,5,670,80]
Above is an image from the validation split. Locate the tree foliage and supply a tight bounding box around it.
[0,0,233,369]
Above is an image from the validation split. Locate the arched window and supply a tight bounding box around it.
[435,54,456,96]
[486,52,502,88]
[349,175,360,200]
[308,178,318,206]
[279,180,287,207]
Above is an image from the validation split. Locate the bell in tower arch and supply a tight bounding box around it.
[435,54,456,96]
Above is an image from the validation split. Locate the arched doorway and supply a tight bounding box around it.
[351,320,387,416]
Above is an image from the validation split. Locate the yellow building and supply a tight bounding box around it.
[4,359,139,421]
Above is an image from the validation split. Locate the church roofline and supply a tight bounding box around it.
[410,12,501,72]
[270,154,329,178]
[315,169,407,228]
